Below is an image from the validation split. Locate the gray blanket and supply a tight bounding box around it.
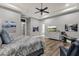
[0,36,44,56]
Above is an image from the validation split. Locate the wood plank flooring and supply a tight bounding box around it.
[41,38,70,56]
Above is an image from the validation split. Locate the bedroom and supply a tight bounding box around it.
[0,3,79,56]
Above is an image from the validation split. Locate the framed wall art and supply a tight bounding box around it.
[65,24,78,32]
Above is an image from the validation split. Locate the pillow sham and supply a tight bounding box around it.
[0,29,12,44]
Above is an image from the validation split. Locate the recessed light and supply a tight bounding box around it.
[65,4,70,7]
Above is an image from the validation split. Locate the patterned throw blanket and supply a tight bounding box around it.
[0,36,44,56]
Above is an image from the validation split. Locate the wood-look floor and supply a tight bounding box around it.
[41,38,70,56]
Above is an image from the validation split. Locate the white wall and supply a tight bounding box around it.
[27,18,42,36]
[43,12,79,39]
[0,8,22,38]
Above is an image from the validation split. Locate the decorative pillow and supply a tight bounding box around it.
[0,29,12,44]
[0,37,2,47]
[0,25,2,46]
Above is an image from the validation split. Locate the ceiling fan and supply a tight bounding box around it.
[35,3,49,15]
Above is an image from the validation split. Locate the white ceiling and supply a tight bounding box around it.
[10,3,77,19]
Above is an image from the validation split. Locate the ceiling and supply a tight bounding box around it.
[10,3,77,19]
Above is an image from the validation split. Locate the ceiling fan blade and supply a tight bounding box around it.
[42,7,48,10]
[43,11,49,13]
[36,8,40,11]
[35,11,40,14]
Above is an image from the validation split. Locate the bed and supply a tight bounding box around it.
[0,36,44,56]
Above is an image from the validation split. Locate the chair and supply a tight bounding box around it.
[60,40,79,56]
